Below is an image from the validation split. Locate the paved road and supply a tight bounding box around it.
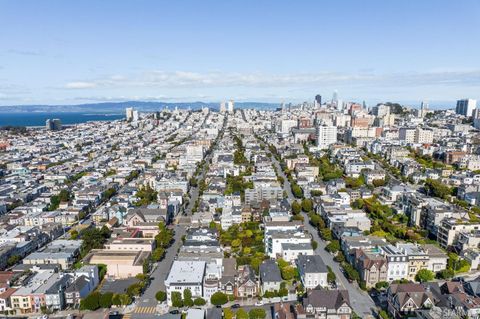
[268,147,376,317]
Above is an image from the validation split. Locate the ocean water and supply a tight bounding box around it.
[0,112,125,127]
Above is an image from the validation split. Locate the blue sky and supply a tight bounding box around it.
[0,0,480,107]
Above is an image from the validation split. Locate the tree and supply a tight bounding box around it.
[280,266,296,280]
[301,198,313,212]
[183,289,194,307]
[7,255,21,267]
[236,308,249,319]
[171,291,183,308]
[80,291,100,310]
[375,281,389,290]
[249,308,266,319]
[311,240,318,250]
[152,247,165,261]
[118,294,132,306]
[99,292,113,308]
[112,294,121,306]
[291,184,303,198]
[325,240,340,253]
[327,266,336,284]
[320,228,332,241]
[210,291,228,306]
[437,268,454,280]
[193,297,206,306]
[291,201,301,214]
[415,269,435,283]
[224,309,234,319]
[155,291,167,302]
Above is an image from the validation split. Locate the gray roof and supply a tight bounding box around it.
[297,255,328,274]
[259,260,282,283]
[304,289,351,310]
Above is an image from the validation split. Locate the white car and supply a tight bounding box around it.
[255,300,263,306]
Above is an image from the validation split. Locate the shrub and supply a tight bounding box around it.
[155,291,167,302]
[210,292,228,306]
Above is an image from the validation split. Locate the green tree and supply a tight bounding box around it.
[183,289,194,307]
[80,291,100,310]
[291,201,301,214]
[415,269,435,283]
[325,240,340,253]
[236,308,249,319]
[280,266,296,280]
[155,291,167,302]
[301,198,313,212]
[210,292,228,306]
[152,247,165,261]
[171,291,183,308]
[327,266,336,283]
[193,298,206,306]
[119,294,132,306]
[99,292,113,308]
[311,240,318,250]
[437,268,454,280]
[291,184,303,198]
[249,308,266,319]
[320,228,332,241]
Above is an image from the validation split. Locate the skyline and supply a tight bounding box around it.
[1,0,480,106]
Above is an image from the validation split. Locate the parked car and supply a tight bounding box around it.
[231,304,240,309]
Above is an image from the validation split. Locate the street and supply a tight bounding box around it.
[269,149,377,317]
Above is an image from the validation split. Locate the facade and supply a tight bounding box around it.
[296,255,328,290]
[300,289,352,319]
[316,124,337,149]
[165,261,206,306]
[259,260,282,293]
[456,99,477,117]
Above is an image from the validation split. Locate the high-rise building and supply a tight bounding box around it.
[416,101,429,118]
[126,107,134,121]
[219,102,227,113]
[315,94,322,108]
[227,100,234,113]
[456,99,477,117]
[132,110,139,122]
[46,118,62,131]
[52,119,62,131]
[316,123,337,149]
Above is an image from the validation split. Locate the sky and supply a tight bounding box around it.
[0,0,480,107]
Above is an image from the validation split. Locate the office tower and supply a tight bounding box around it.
[52,119,62,131]
[227,100,234,113]
[46,119,61,131]
[132,110,139,122]
[456,99,477,117]
[315,94,322,107]
[417,101,429,118]
[126,107,134,121]
[219,102,227,113]
[45,119,53,130]
[316,123,337,149]
[372,104,391,118]
[332,90,338,104]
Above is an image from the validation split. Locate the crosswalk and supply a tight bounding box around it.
[133,306,157,314]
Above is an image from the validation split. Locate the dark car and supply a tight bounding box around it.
[231,304,240,309]
[170,310,180,314]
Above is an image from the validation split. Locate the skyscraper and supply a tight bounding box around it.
[219,102,227,113]
[227,100,234,113]
[456,99,477,117]
[315,94,322,108]
[126,107,134,121]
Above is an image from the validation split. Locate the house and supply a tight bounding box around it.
[220,258,236,295]
[165,261,206,306]
[0,287,16,312]
[296,255,328,290]
[236,265,258,298]
[281,243,314,263]
[387,283,435,319]
[354,249,388,288]
[298,289,352,319]
[259,260,282,293]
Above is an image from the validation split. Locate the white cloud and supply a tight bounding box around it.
[65,81,97,89]
[62,69,480,91]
